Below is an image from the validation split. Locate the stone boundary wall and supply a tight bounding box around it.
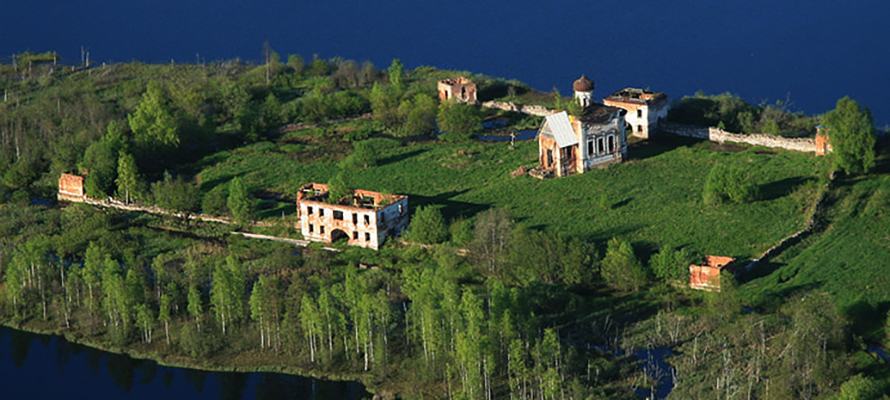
[662,122,817,153]
[481,101,555,117]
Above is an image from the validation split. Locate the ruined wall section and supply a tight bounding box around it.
[58,173,85,202]
[663,122,819,153]
[481,101,555,117]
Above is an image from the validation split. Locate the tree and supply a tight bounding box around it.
[116,151,142,205]
[600,237,647,291]
[227,177,254,225]
[81,120,128,198]
[838,374,885,400]
[151,171,200,221]
[159,293,172,345]
[326,172,350,204]
[397,93,438,137]
[471,208,514,275]
[437,101,482,140]
[405,206,448,244]
[650,246,695,284]
[823,96,876,175]
[128,81,179,154]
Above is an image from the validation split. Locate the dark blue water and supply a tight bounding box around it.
[0,326,368,400]
[3,1,889,125]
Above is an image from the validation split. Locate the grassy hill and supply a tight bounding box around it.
[197,125,825,260]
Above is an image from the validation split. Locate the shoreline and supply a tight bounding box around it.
[0,318,376,392]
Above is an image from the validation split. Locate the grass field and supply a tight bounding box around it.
[195,124,826,261]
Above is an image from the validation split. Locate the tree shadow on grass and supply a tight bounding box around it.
[758,176,812,201]
[736,261,785,284]
[375,149,428,168]
[408,190,487,222]
[626,133,706,161]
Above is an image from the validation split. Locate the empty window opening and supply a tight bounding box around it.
[307,206,314,215]
[352,213,358,224]
[637,125,643,133]
[333,210,344,220]
[587,140,595,156]
[365,232,371,241]
[364,214,370,225]
[607,135,615,153]
[353,231,359,240]
[320,226,325,235]
[309,224,314,233]
[546,149,554,165]
[597,138,605,154]
[637,109,643,118]
[319,208,325,217]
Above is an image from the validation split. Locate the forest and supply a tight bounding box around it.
[1,49,890,399]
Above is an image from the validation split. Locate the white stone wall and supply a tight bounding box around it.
[663,122,817,152]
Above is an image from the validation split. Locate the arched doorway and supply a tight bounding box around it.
[330,229,349,245]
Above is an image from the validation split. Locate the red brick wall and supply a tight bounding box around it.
[58,173,85,198]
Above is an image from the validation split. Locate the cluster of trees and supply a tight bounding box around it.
[0,206,622,399]
[406,206,697,291]
[669,92,818,137]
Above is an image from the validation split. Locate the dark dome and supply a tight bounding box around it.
[573,75,594,92]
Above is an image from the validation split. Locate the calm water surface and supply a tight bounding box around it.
[0,326,369,400]
[2,1,889,125]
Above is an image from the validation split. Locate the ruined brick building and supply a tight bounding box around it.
[58,173,85,202]
[297,183,409,250]
[689,255,736,291]
[438,77,477,103]
[603,88,669,139]
[536,76,627,177]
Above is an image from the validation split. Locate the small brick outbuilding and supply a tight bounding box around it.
[58,173,85,202]
[689,255,736,291]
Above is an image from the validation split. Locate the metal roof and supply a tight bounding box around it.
[545,111,577,148]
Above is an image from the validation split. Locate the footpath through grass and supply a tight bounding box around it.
[197,128,825,260]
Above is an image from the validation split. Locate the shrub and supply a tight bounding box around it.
[405,205,449,244]
[651,246,695,284]
[703,164,758,205]
[600,238,647,291]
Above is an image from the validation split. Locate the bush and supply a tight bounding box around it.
[437,101,482,138]
[651,246,695,284]
[600,238,647,291]
[405,205,449,244]
[341,138,401,170]
[703,164,758,205]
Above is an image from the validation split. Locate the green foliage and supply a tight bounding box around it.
[405,205,449,244]
[703,164,758,205]
[326,172,350,204]
[823,96,877,175]
[226,177,254,224]
[507,225,593,285]
[670,92,816,137]
[128,81,180,154]
[471,208,514,275]
[151,171,201,220]
[396,93,438,137]
[650,246,695,284]
[838,374,885,400]
[437,101,482,139]
[600,238,647,291]
[116,151,144,204]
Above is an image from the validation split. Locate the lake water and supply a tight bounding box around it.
[0,326,369,400]
[2,1,889,126]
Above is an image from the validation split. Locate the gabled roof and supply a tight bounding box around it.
[545,111,578,148]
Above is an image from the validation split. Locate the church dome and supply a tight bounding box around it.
[573,75,594,92]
